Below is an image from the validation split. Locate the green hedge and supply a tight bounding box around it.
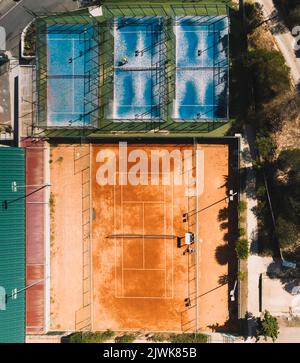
[147,334,166,342]
[68,330,114,343]
[238,200,247,213]
[115,334,136,343]
[168,333,208,343]
[235,238,249,260]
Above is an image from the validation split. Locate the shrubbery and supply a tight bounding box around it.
[68,330,114,343]
[275,0,300,28]
[147,334,166,342]
[276,216,300,249]
[24,22,36,56]
[114,334,136,343]
[275,149,300,251]
[244,49,290,105]
[235,238,249,260]
[168,333,208,343]
[258,311,279,342]
[238,200,247,213]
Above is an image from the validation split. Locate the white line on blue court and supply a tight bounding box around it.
[118,105,156,107]
[72,39,75,114]
[49,38,84,41]
[176,30,220,33]
[115,31,158,34]
[176,105,217,107]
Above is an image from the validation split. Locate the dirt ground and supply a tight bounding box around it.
[91,143,232,332]
[50,145,85,330]
[197,144,231,331]
[276,116,300,152]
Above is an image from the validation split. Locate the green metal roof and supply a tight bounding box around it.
[0,147,25,343]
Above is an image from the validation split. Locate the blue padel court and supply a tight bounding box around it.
[47,24,97,126]
[41,14,229,126]
[113,17,165,120]
[174,16,229,120]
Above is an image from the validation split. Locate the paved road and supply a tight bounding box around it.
[0,0,79,57]
[256,0,300,84]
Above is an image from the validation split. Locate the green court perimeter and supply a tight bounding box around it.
[34,1,233,138]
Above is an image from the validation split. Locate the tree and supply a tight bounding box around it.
[277,149,300,173]
[276,216,300,249]
[256,134,277,161]
[258,311,279,342]
[236,238,249,260]
[276,149,300,222]
[244,2,264,33]
[244,49,290,104]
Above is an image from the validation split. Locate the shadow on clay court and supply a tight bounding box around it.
[180,139,239,334]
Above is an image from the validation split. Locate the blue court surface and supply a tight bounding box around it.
[174,16,229,120]
[47,24,96,126]
[113,70,160,119]
[113,17,164,120]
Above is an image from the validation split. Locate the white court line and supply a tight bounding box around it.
[48,112,80,114]
[164,186,167,297]
[89,144,94,330]
[113,174,175,299]
[48,38,83,41]
[171,182,174,299]
[72,39,75,113]
[115,31,158,34]
[114,183,117,298]
[176,30,219,33]
[121,186,124,297]
[118,105,157,107]
[122,200,164,204]
[116,296,174,299]
[119,186,171,299]
[173,105,218,107]
[123,268,165,271]
[142,202,145,269]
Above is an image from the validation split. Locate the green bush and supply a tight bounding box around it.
[236,238,249,260]
[237,271,247,281]
[69,330,114,343]
[239,214,246,224]
[147,334,166,342]
[258,311,279,342]
[168,333,208,343]
[238,200,247,213]
[24,22,36,56]
[69,332,83,343]
[115,334,136,343]
[256,134,277,161]
[239,227,246,237]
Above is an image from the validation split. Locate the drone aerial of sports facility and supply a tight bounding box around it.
[0,1,242,343]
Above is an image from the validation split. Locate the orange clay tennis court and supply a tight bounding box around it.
[91,142,236,332]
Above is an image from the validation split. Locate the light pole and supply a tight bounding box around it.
[2,183,50,210]
[0,278,48,311]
